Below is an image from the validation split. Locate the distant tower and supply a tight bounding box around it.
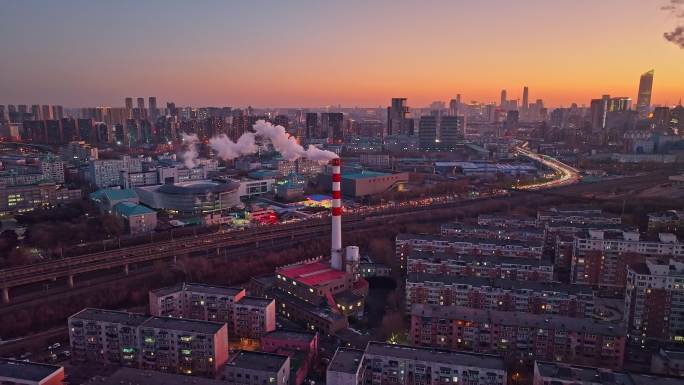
[522,86,529,118]
[148,97,158,118]
[125,97,133,110]
[500,90,507,109]
[387,98,410,136]
[136,97,145,110]
[330,158,343,270]
[636,70,654,119]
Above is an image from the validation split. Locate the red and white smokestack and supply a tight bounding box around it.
[330,157,343,270]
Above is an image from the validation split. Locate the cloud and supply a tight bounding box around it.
[664,26,684,48]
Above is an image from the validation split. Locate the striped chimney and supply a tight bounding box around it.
[330,157,343,270]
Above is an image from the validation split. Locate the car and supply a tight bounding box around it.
[50,342,61,350]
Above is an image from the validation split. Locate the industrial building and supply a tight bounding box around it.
[320,169,408,197]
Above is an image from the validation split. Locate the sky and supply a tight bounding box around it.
[0,0,683,108]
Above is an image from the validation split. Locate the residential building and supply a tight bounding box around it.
[84,367,226,385]
[387,98,411,137]
[0,358,65,385]
[533,361,683,385]
[233,297,276,339]
[410,304,626,369]
[406,273,594,317]
[149,282,246,330]
[327,342,507,385]
[222,350,290,385]
[647,210,684,233]
[572,230,683,288]
[537,208,621,225]
[477,214,538,228]
[261,330,319,385]
[68,308,229,377]
[625,259,684,344]
[407,251,554,281]
[441,222,545,242]
[651,349,684,377]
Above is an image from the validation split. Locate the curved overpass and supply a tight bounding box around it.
[515,146,580,190]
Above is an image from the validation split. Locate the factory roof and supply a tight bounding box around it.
[343,170,392,180]
[327,347,364,374]
[411,305,624,336]
[69,308,149,327]
[150,282,245,297]
[141,316,226,334]
[226,350,289,372]
[277,261,347,287]
[365,342,506,371]
[407,273,592,295]
[112,202,155,217]
[0,359,63,382]
[90,188,137,202]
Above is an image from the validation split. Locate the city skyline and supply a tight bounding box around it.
[1,0,683,108]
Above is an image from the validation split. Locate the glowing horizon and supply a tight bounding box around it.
[1,0,682,108]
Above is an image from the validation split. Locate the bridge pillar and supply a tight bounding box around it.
[67,275,74,289]
[2,288,9,304]
[124,263,129,275]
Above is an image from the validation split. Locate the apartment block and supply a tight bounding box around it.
[571,230,683,288]
[222,350,290,385]
[441,222,545,242]
[406,273,595,318]
[68,308,228,377]
[625,259,684,344]
[407,251,554,281]
[149,282,245,326]
[533,361,683,385]
[261,330,319,385]
[537,207,621,225]
[327,342,507,385]
[477,214,538,228]
[397,233,543,270]
[233,296,276,339]
[410,304,626,369]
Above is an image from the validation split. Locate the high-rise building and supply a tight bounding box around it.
[148,97,158,118]
[305,112,318,138]
[41,105,52,120]
[608,97,632,112]
[652,107,670,131]
[321,112,343,143]
[500,89,507,108]
[590,95,610,130]
[136,97,145,110]
[448,97,460,116]
[125,97,133,110]
[636,70,654,119]
[387,98,410,136]
[522,86,529,118]
[418,115,438,151]
[439,115,463,151]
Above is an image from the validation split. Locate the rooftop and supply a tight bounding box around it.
[90,187,137,202]
[157,179,239,195]
[141,316,226,334]
[263,329,317,343]
[408,251,553,267]
[70,308,149,327]
[277,261,347,287]
[365,342,506,371]
[535,361,633,384]
[237,296,274,307]
[150,282,245,297]
[112,201,155,217]
[226,350,289,372]
[396,233,543,248]
[343,170,392,180]
[411,305,624,336]
[0,359,63,382]
[327,347,364,374]
[407,273,592,295]
[84,367,225,385]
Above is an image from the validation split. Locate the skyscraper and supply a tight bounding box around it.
[418,115,438,151]
[125,97,133,110]
[439,116,464,151]
[500,89,507,109]
[136,97,145,110]
[636,70,654,119]
[305,112,318,139]
[321,112,343,143]
[522,86,529,118]
[387,98,410,136]
[148,97,158,118]
[590,95,610,130]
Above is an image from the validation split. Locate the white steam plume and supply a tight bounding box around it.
[181,120,338,164]
[181,133,200,169]
[209,132,257,160]
[253,120,338,162]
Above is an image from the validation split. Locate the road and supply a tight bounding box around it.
[515,145,581,190]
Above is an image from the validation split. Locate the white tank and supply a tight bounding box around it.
[345,246,360,262]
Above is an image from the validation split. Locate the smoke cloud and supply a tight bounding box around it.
[662,0,684,48]
[180,133,200,169]
[209,132,257,160]
[182,120,338,166]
